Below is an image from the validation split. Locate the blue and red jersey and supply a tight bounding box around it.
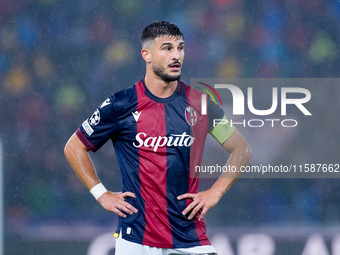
[76,79,231,248]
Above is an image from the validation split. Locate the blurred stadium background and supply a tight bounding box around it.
[1,0,340,254]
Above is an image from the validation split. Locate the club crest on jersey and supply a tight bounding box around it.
[89,109,100,126]
[185,107,197,126]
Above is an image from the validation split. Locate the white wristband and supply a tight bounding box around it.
[90,183,108,200]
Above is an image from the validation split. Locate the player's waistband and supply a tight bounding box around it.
[186,252,217,255]
[185,253,217,255]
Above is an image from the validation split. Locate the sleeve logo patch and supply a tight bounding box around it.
[82,120,94,136]
[89,109,100,126]
[100,98,111,108]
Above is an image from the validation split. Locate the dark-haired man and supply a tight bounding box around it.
[64,20,251,255]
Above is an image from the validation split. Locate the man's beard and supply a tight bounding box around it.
[152,63,181,82]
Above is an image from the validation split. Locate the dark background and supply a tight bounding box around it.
[1,0,339,254]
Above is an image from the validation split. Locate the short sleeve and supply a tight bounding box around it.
[207,96,224,130]
[76,96,119,152]
[207,97,235,144]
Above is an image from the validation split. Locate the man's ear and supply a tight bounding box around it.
[141,49,151,63]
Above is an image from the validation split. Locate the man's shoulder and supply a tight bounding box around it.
[180,81,204,95]
[108,81,139,113]
[112,82,137,100]
[179,81,206,106]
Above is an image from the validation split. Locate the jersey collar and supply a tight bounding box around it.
[141,78,181,103]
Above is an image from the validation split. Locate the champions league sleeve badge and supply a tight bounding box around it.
[89,109,100,126]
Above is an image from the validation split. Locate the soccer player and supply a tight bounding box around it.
[64,21,251,255]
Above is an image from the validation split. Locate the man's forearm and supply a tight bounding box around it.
[64,133,138,216]
[210,139,252,198]
[64,133,101,191]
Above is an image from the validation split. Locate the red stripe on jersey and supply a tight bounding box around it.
[184,84,211,246]
[135,81,173,248]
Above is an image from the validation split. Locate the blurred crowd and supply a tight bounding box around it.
[1,0,340,233]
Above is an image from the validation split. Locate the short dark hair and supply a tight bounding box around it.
[141,21,184,45]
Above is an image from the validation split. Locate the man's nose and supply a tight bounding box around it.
[172,49,181,60]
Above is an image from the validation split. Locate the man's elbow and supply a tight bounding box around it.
[246,144,252,161]
[242,142,252,164]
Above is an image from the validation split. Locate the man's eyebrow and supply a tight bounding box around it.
[160,42,173,47]
[160,41,185,47]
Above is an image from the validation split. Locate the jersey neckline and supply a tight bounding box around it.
[141,78,181,103]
